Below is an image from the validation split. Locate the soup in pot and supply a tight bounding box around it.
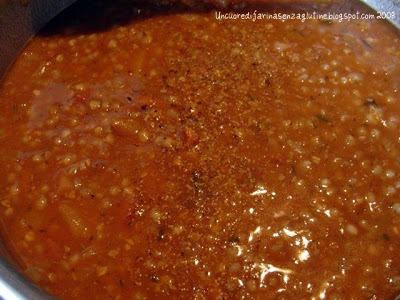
[0,0,399,299]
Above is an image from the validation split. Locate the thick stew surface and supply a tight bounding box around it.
[0,0,400,299]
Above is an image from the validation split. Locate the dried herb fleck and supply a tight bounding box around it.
[315,114,330,122]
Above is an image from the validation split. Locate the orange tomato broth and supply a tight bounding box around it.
[0,0,400,299]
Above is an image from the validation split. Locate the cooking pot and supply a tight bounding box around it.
[0,0,399,298]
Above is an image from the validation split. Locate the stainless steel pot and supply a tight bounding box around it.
[0,0,399,298]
